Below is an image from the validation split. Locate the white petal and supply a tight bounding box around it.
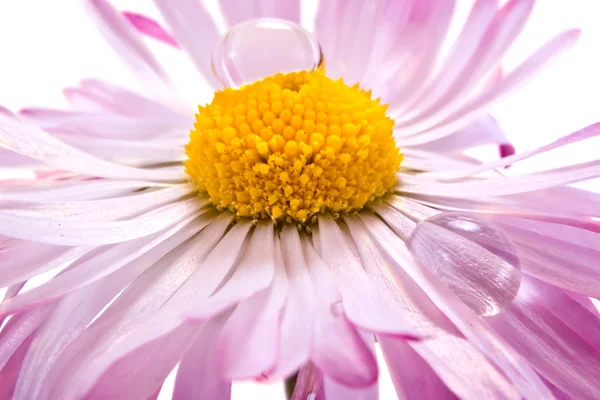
[0,114,186,182]
[0,197,202,246]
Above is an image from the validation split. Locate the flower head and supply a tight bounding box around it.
[0,1,599,400]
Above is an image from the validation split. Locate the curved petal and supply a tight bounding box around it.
[215,240,286,380]
[0,213,204,316]
[317,217,422,339]
[0,114,186,182]
[379,338,456,400]
[361,213,553,399]
[123,12,179,48]
[42,215,238,399]
[487,277,600,399]
[400,29,580,144]
[269,226,315,379]
[85,0,175,97]
[0,197,201,246]
[153,0,221,89]
[302,239,378,387]
[173,316,231,400]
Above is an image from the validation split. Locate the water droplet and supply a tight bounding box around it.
[330,300,344,316]
[212,18,324,88]
[407,212,522,316]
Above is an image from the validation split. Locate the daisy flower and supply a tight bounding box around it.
[1,0,600,399]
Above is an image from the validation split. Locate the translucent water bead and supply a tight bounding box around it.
[407,213,522,316]
[212,18,324,88]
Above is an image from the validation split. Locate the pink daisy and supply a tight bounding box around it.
[1,1,599,399]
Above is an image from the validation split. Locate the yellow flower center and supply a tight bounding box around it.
[185,71,403,223]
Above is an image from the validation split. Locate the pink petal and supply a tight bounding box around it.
[0,242,89,288]
[400,29,580,144]
[349,214,520,399]
[291,363,324,400]
[0,197,201,246]
[406,114,508,154]
[521,278,600,353]
[153,0,221,89]
[0,115,186,182]
[13,258,145,399]
[4,184,193,222]
[487,277,600,399]
[322,375,378,400]
[0,179,170,203]
[0,213,203,316]
[495,217,600,298]
[85,0,174,97]
[213,231,286,380]
[269,226,315,379]
[302,239,378,387]
[19,108,188,139]
[379,338,456,400]
[43,216,240,399]
[394,0,533,124]
[317,217,422,339]
[83,324,199,399]
[123,12,180,48]
[173,316,231,400]
[0,306,53,370]
[184,223,275,323]
[424,122,600,180]
[383,0,457,111]
[402,156,600,197]
[0,335,34,400]
[344,215,459,337]
[361,214,553,399]
[218,0,259,26]
[64,79,192,120]
[255,0,301,23]
[394,0,499,120]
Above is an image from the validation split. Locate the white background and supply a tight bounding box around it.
[1,1,599,399]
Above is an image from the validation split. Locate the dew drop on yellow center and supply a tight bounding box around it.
[185,71,403,223]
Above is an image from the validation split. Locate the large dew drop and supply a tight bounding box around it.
[407,212,522,316]
[212,18,323,88]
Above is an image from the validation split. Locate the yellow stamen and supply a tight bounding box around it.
[185,71,403,223]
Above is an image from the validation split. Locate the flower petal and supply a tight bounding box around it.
[123,11,180,48]
[269,226,315,379]
[173,316,231,400]
[317,216,422,338]
[394,0,533,124]
[215,237,286,380]
[408,114,509,154]
[153,0,222,89]
[0,179,170,203]
[400,29,580,144]
[487,277,600,399]
[395,0,499,121]
[0,114,186,182]
[42,215,239,399]
[184,223,275,323]
[495,216,600,297]
[302,239,378,387]
[3,184,194,221]
[379,338,456,400]
[423,122,600,180]
[361,213,553,398]
[0,213,204,316]
[85,0,174,97]
[12,256,149,400]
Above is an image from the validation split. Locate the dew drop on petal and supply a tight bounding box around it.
[212,18,324,88]
[407,212,522,316]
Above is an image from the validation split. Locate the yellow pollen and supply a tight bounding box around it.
[185,71,403,223]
